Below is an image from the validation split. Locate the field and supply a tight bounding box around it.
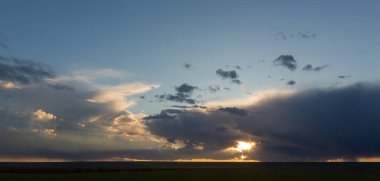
[1,162,380,181]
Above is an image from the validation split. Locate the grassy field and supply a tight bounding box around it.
[1,162,380,181]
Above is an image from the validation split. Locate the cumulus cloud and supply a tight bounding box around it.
[33,109,57,121]
[216,69,242,84]
[0,57,167,161]
[273,55,297,71]
[0,82,167,160]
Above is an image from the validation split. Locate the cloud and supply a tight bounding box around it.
[48,68,125,86]
[0,81,22,90]
[216,69,238,79]
[175,83,197,94]
[314,65,329,72]
[302,64,313,71]
[231,79,242,85]
[0,56,55,85]
[217,107,248,116]
[183,63,192,69]
[0,57,167,161]
[298,32,317,39]
[273,55,297,71]
[275,32,317,40]
[90,83,159,111]
[156,93,197,104]
[32,109,57,121]
[208,85,220,93]
[145,83,380,161]
[302,64,329,72]
[338,75,351,79]
[145,109,252,150]
[0,81,167,160]
[303,64,329,72]
[216,69,242,84]
[156,83,198,104]
[287,80,296,86]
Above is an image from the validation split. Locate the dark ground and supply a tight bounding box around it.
[1,162,380,180]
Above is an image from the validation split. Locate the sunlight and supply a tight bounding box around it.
[235,141,255,152]
[225,141,256,153]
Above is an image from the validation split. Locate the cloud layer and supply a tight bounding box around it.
[145,83,380,161]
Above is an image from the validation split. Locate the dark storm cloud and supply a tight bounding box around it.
[240,83,380,161]
[216,69,242,84]
[273,55,297,71]
[146,82,380,161]
[145,109,251,150]
[217,107,248,116]
[0,56,55,84]
[287,80,296,86]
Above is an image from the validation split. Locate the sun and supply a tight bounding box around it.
[235,141,255,152]
[225,141,256,153]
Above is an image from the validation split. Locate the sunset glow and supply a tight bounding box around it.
[1,0,380,163]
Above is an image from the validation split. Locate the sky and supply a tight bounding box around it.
[0,0,380,162]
